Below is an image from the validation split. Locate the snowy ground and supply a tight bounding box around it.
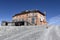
[0,25,60,40]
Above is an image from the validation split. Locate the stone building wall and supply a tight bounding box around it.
[12,11,47,25]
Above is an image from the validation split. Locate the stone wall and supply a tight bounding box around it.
[12,12,47,25]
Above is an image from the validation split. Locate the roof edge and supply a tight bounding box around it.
[12,10,45,17]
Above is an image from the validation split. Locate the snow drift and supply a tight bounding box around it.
[0,25,60,40]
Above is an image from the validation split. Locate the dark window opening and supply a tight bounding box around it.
[15,21,24,26]
[5,22,8,26]
[32,17,35,24]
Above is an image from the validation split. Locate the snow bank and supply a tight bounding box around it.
[0,25,60,40]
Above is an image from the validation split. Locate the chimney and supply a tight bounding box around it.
[44,11,46,15]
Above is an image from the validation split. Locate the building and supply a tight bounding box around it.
[1,10,47,26]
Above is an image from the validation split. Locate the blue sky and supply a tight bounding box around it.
[0,0,60,24]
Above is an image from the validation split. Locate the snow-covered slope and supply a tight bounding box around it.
[0,25,60,40]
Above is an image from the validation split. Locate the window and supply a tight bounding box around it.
[28,13,34,17]
[19,19,24,21]
[34,13,37,17]
[30,13,33,16]
[28,18,30,22]
[22,19,24,21]
[40,15,44,22]
[5,22,8,26]
[32,13,34,16]
[32,17,35,24]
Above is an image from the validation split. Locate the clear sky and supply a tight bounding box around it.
[0,0,60,24]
